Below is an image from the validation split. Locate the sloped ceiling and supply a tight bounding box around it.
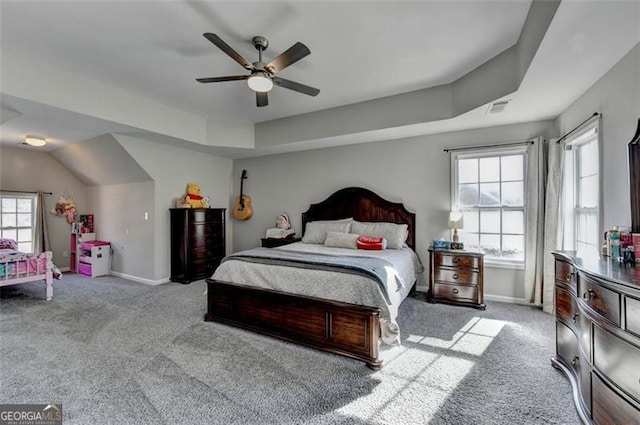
[50,135,152,186]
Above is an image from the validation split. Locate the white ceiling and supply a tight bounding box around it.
[0,0,639,155]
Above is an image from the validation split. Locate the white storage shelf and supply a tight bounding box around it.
[78,243,111,277]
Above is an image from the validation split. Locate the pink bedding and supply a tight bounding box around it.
[0,249,60,279]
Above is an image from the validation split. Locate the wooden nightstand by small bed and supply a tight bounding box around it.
[428,247,485,310]
[260,236,301,248]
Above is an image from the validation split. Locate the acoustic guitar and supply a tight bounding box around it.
[233,169,253,220]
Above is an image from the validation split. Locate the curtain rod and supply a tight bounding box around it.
[443,140,534,153]
[556,112,601,144]
[1,190,53,195]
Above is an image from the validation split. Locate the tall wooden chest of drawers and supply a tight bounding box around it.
[170,208,226,284]
[428,248,485,309]
[552,251,640,424]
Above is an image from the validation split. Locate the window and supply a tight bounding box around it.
[452,147,526,264]
[0,193,36,252]
[563,122,600,256]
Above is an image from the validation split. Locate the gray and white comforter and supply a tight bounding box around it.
[211,242,424,345]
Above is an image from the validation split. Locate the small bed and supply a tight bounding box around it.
[0,249,56,300]
[205,187,419,369]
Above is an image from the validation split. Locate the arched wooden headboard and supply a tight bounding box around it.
[301,187,416,250]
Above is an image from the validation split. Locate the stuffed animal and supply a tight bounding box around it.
[202,196,211,208]
[184,183,206,208]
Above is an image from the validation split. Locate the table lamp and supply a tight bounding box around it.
[448,212,464,243]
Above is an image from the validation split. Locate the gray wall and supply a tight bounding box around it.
[117,134,233,281]
[556,42,640,234]
[233,120,554,300]
[0,146,88,269]
[87,181,156,281]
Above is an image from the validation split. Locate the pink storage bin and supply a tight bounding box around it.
[78,263,92,276]
[79,255,91,264]
[81,240,110,250]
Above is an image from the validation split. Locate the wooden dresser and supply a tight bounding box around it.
[428,248,485,309]
[552,251,640,424]
[170,208,226,284]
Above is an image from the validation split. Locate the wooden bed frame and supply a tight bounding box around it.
[0,251,54,300]
[205,187,416,369]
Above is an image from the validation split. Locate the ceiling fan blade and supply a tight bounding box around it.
[196,75,249,83]
[203,33,253,70]
[265,42,311,74]
[256,91,269,107]
[273,76,320,97]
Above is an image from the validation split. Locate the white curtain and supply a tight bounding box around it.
[524,138,564,313]
[541,140,565,313]
[524,138,546,306]
[33,191,50,254]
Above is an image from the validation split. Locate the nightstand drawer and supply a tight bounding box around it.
[433,269,479,286]
[432,283,478,302]
[434,254,479,269]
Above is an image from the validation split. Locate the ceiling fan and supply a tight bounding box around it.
[196,33,320,107]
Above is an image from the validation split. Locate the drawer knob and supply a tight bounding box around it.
[572,356,579,366]
[582,289,594,300]
[452,273,459,280]
[572,313,580,324]
[452,258,459,264]
[566,271,575,282]
[452,288,459,294]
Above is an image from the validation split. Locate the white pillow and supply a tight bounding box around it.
[350,221,408,249]
[302,218,353,244]
[324,232,359,249]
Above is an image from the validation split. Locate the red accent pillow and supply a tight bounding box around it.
[356,236,387,250]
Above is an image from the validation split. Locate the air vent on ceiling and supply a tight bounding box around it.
[487,100,510,114]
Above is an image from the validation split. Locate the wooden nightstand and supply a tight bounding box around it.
[261,236,301,248]
[428,248,485,310]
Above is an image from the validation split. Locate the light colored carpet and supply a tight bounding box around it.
[0,274,579,425]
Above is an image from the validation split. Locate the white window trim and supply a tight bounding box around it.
[450,144,528,270]
[563,119,601,255]
[0,192,37,253]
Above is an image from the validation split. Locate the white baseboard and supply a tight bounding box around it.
[484,294,527,304]
[108,271,170,286]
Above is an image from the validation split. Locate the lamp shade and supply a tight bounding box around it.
[448,212,464,229]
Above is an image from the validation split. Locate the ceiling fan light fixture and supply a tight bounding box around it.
[24,136,46,147]
[247,72,273,92]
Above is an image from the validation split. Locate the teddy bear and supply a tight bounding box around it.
[184,182,206,208]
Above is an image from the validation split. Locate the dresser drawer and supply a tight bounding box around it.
[191,235,224,249]
[555,260,576,290]
[191,223,224,238]
[592,373,640,425]
[580,275,621,326]
[191,260,221,278]
[626,296,640,337]
[434,254,479,269]
[432,283,478,302]
[433,269,479,286]
[191,209,224,223]
[556,321,580,371]
[556,286,579,329]
[190,247,221,261]
[593,325,640,403]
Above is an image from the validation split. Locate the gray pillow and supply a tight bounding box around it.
[324,231,359,249]
[301,218,353,244]
[350,221,408,249]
